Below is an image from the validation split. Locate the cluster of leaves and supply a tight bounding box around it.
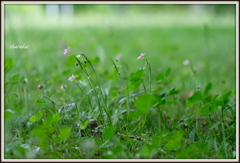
[4,54,236,159]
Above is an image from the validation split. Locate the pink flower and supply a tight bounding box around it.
[116,53,122,61]
[64,47,71,54]
[68,74,75,81]
[183,59,190,66]
[137,53,145,60]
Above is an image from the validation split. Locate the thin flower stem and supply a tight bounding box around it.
[73,103,82,138]
[189,64,196,76]
[121,63,131,123]
[111,59,130,124]
[41,89,44,97]
[73,54,111,125]
[111,59,125,90]
[73,54,104,122]
[142,79,147,93]
[82,54,112,125]
[43,95,60,108]
[63,89,66,104]
[82,54,105,97]
[23,85,28,110]
[75,83,93,111]
[145,59,152,95]
[86,77,104,116]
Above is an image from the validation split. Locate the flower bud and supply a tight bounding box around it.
[61,84,67,90]
[22,78,28,84]
[38,84,44,89]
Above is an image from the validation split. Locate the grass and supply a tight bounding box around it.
[3,11,236,159]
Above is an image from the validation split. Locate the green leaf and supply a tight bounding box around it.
[222,104,235,110]
[165,131,184,150]
[127,70,144,92]
[203,83,212,95]
[30,115,39,122]
[159,92,166,98]
[203,96,212,103]
[168,88,180,96]
[130,70,144,83]
[210,100,223,112]
[29,111,43,122]
[4,58,13,73]
[200,103,211,116]
[39,140,49,151]
[135,94,155,114]
[156,73,165,83]
[187,91,202,106]
[151,136,161,148]
[36,99,46,103]
[52,113,60,122]
[11,74,21,84]
[20,76,25,83]
[212,94,219,102]
[161,99,166,105]
[112,145,124,154]
[37,111,43,119]
[12,74,20,81]
[103,126,115,139]
[168,77,175,84]
[43,116,54,126]
[165,68,171,77]
[176,148,191,159]
[129,111,145,119]
[59,127,71,140]
[80,120,89,130]
[139,145,154,158]
[221,91,232,99]
[153,94,163,103]
[33,125,46,139]
[219,91,232,104]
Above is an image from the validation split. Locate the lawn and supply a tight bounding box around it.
[3,5,237,159]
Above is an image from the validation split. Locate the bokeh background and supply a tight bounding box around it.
[4,3,236,98]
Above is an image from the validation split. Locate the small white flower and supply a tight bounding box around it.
[183,59,190,66]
